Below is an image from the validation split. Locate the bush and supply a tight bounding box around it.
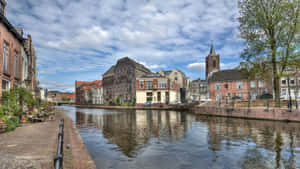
[6,117,19,131]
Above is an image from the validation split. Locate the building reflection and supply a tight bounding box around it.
[197,116,300,168]
[75,110,194,157]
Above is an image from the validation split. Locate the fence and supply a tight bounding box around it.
[209,91,299,111]
[54,119,64,169]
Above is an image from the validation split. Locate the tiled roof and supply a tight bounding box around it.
[208,69,248,82]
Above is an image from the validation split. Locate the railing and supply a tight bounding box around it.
[54,119,64,169]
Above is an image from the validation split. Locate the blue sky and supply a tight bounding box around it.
[7,0,244,92]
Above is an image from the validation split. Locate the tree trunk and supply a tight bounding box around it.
[271,43,281,107]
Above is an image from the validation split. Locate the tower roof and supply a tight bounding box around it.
[209,43,216,55]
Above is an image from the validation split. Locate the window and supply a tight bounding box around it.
[224,84,228,89]
[3,41,9,73]
[216,83,221,90]
[158,80,167,89]
[237,82,243,90]
[281,79,287,86]
[175,77,178,81]
[146,81,152,89]
[139,81,144,88]
[258,80,264,88]
[14,51,18,77]
[251,92,257,100]
[290,78,295,86]
[237,93,243,98]
[281,88,287,96]
[298,89,300,98]
[250,81,256,88]
[157,92,161,102]
[213,60,216,68]
[2,79,10,91]
[298,77,300,86]
[146,92,152,102]
[216,94,221,100]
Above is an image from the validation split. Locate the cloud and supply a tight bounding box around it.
[47,26,110,49]
[187,62,205,71]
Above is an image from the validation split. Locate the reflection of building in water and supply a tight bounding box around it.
[75,110,195,157]
[198,115,300,154]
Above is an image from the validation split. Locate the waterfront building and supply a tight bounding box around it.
[0,0,23,96]
[102,57,151,104]
[280,68,300,100]
[191,78,209,101]
[0,1,37,97]
[136,73,180,106]
[75,80,103,105]
[206,44,272,100]
[158,68,190,103]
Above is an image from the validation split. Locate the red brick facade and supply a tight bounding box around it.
[0,22,23,97]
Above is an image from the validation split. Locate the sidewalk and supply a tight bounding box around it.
[0,110,96,169]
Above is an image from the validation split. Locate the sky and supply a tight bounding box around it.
[6,0,244,92]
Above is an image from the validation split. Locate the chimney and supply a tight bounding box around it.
[0,0,6,16]
[15,27,24,37]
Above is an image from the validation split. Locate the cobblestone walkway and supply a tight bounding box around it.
[0,110,96,169]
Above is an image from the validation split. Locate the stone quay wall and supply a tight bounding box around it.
[192,106,300,122]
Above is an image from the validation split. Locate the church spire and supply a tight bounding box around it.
[209,42,216,55]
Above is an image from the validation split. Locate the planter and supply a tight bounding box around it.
[21,117,28,123]
[0,120,7,133]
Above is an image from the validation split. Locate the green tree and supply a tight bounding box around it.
[238,0,300,107]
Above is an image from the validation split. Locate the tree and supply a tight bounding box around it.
[238,0,300,107]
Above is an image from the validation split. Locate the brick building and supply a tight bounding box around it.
[206,44,272,100]
[75,80,103,105]
[158,68,190,103]
[102,57,151,104]
[0,0,23,96]
[0,1,37,97]
[136,73,180,106]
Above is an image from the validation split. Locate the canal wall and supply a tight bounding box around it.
[192,106,300,122]
[75,105,189,111]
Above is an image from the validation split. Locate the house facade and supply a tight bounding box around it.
[102,57,151,104]
[0,0,23,97]
[280,68,300,100]
[191,79,209,101]
[136,73,179,106]
[158,68,190,103]
[75,80,103,105]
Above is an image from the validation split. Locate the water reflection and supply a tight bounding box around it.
[61,106,300,169]
[76,110,193,157]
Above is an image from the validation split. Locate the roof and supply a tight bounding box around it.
[76,80,102,88]
[103,66,115,76]
[208,69,248,82]
[209,43,216,55]
[61,93,75,99]
[0,13,24,42]
[138,73,165,78]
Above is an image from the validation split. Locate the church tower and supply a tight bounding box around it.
[205,43,220,79]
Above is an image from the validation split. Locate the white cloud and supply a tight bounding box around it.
[187,62,205,71]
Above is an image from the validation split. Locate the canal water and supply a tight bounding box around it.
[60,106,300,169]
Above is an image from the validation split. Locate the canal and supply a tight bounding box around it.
[60,106,300,169]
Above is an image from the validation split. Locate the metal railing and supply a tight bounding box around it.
[54,119,64,169]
